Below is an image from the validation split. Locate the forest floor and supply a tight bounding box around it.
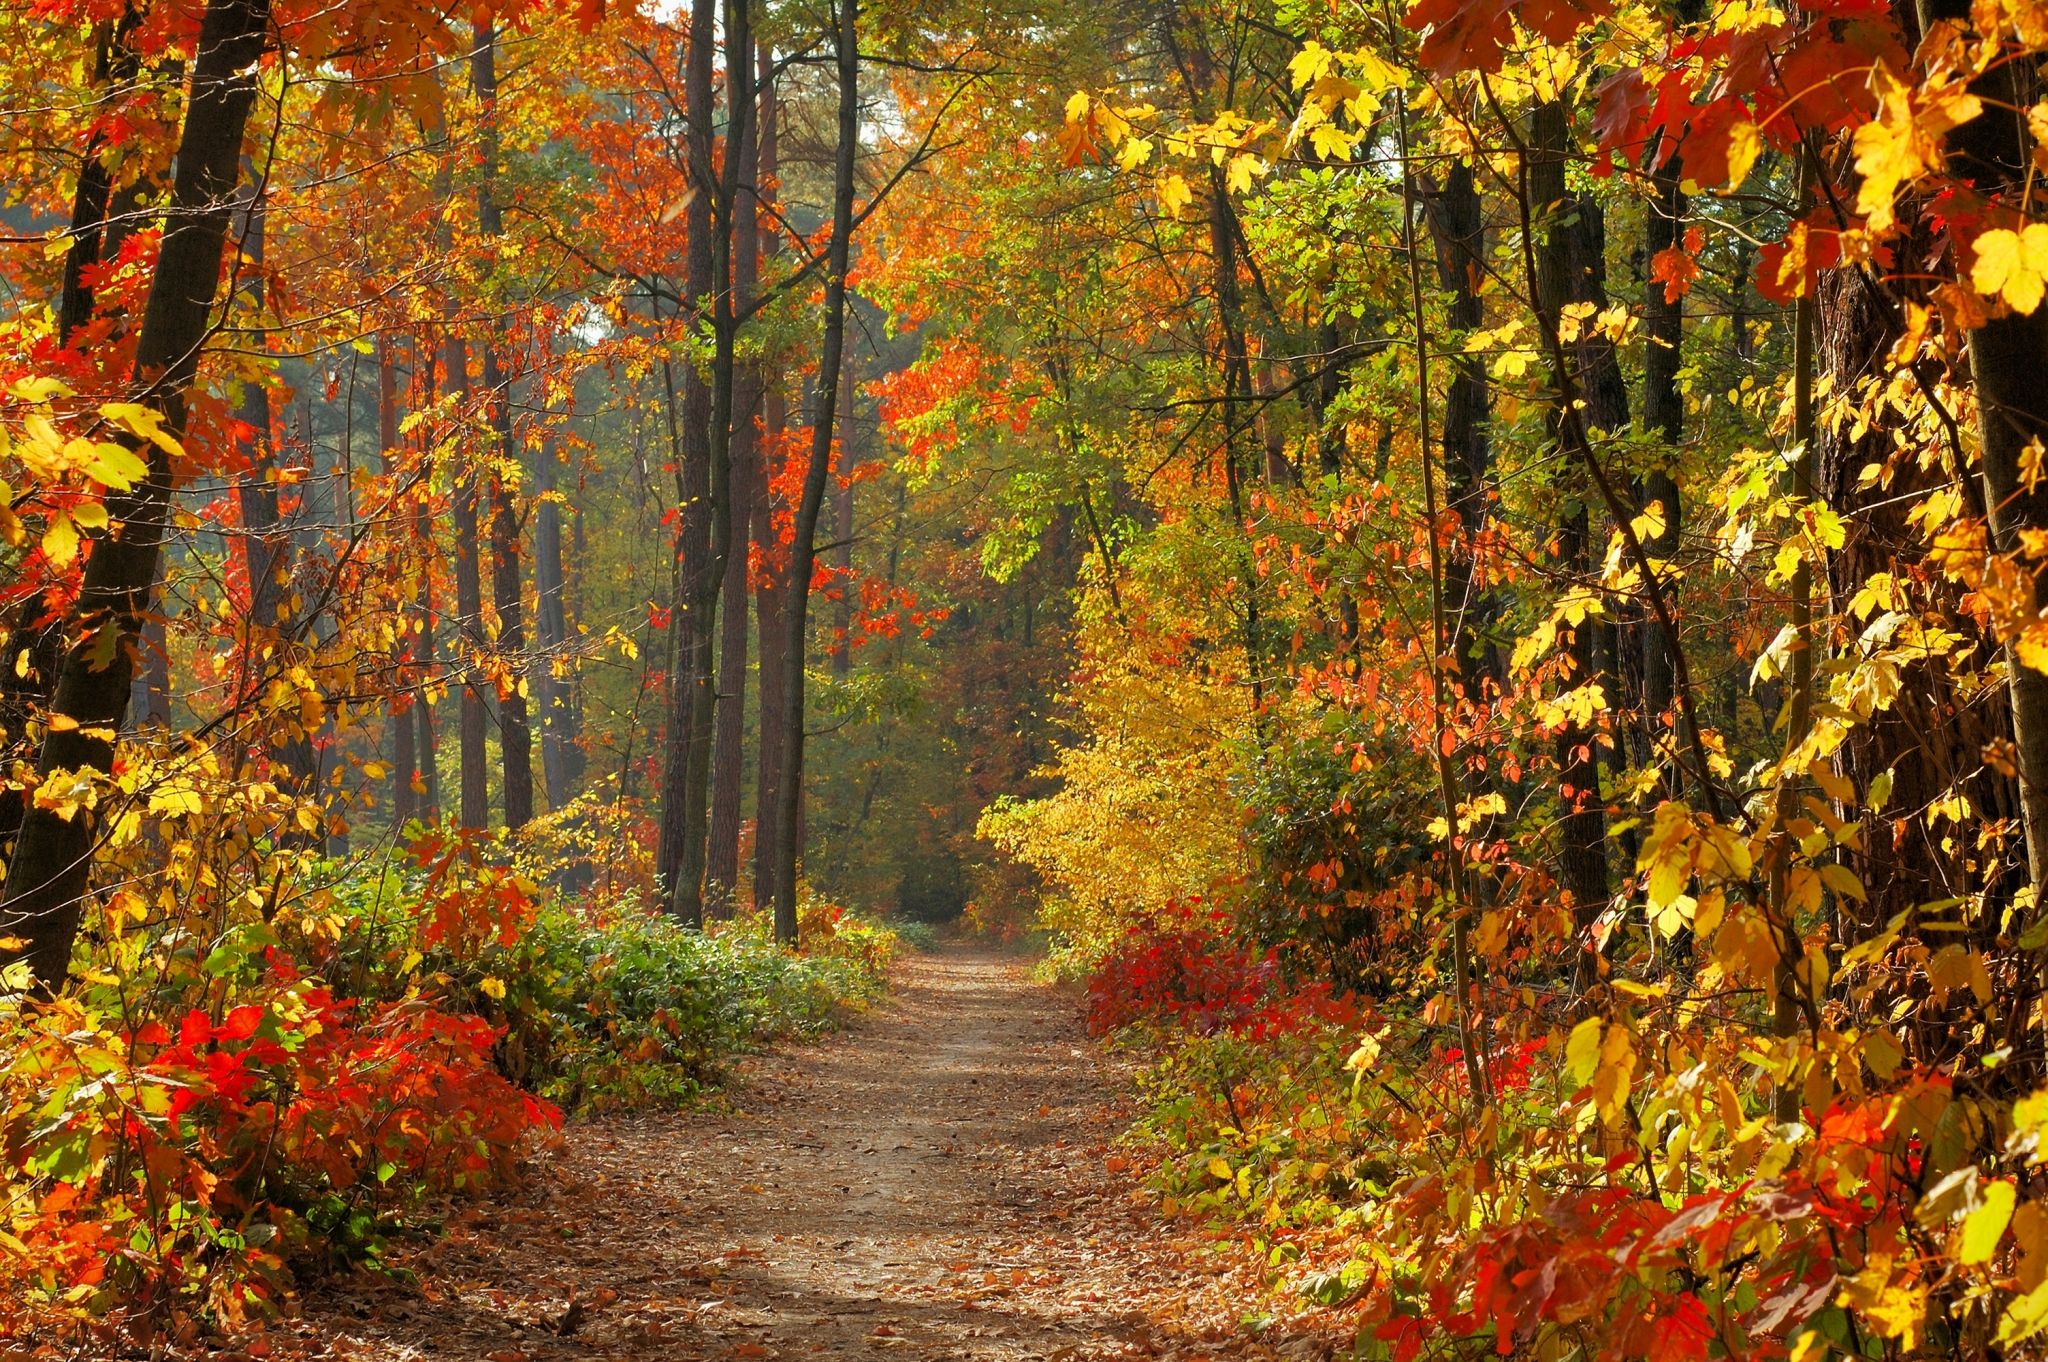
[278,947,1346,1362]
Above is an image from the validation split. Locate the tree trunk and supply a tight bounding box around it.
[1530,98,1613,955]
[1639,148,1686,769]
[535,434,581,811]
[472,24,533,832]
[768,0,859,945]
[751,50,787,910]
[447,334,491,830]
[655,0,725,923]
[0,0,274,991]
[831,353,858,677]
[709,36,763,905]
[1421,160,1499,694]
[1919,0,2048,906]
[382,342,418,826]
[231,183,317,810]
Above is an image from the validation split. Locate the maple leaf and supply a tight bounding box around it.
[1403,0,1515,79]
[1650,245,1699,302]
[1970,223,2048,313]
[1852,62,1981,232]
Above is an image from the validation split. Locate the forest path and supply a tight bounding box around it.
[299,948,1340,1362]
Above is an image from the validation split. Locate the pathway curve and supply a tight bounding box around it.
[298,949,1341,1361]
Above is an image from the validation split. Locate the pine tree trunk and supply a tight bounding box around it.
[0,0,274,991]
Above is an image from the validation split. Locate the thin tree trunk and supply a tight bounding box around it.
[1530,98,1613,968]
[382,341,418,826]
[1639,151,1685,770]
[751,48,787,910]
[0,0,273,991]
[830,353,857,677]
[1421,160,1499,694]
[447,334,490,830]
[535,434,580,810]
[473,24,533,832]
[231,183,316,810]
[709,36,763,904]
[655,0,723,922]
[768,0,858,945]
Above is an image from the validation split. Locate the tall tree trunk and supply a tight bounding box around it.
[768,0,858,945]
[535,435,581,810]
[1639,156,1686,773]
[448,334,490,830]
[655,0,724,923]
[472,24,533,832]
[1422,160,1499,694]
[1919,0,2048,907]
[231,182,317,814]
[0,16,148,863]
[410,337,442,820]
[0,0,273,991]
[830,353,857,677]
[382,342,418,826]
[751,49,787,910]
[709,37,764,904]
[1530,98,1613,959]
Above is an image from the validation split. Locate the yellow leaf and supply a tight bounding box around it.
[1064,90,1090,124]
[479,975,507,1000]
[1972,224,2048,314]
[41,512,77,566]
[1565,1016,1603,1085]
[1961,1180,2016,1265]
[99,401,184,456]
[1288,41,1333,90]
[1724,120,1763,188]
[1158,173,1192,218]
[1116,136,1153,171]
[84,441,148,491]
[1224,152,1263,196]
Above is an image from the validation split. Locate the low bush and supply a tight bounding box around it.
[0,835,897,1341]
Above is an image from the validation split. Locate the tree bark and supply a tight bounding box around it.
[473,24,533,832]
[767,0,858,945]
[535,434,582,811]
[751,49,787,910]
[231,183,317,813]
[1639,147,1686,769]
[1918,0,2048,904]
[1530,98,1613,957]
[708,36,764,904]
[448,334,491,830]
[830,354,858,677]
[0,0,274,991]
[1421,160,1499,695]
[655,0,724,923]
[382,342,418,827]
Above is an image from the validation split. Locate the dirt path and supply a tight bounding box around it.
[294,948,1341,1362]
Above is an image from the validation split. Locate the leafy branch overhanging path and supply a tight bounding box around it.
[291,951,1344,1362]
